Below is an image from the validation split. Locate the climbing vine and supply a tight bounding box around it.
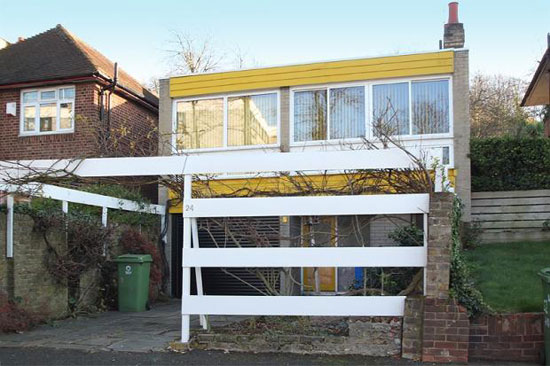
[450,196,491,316]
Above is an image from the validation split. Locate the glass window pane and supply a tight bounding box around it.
[23,91,37,103]
[40,90,56,100]
[411,80,449,134]
[228,93,278,146]
[329,86,365,139]
[23,106,36,131]
[39,103,57,132]
[372,82,409,136]
[176,98,223,150]
[60,87,75,100]
[60,102,73,129]
[294,90,327,142]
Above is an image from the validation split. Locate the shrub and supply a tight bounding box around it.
[0,292,44,333]
[471,137,550,191]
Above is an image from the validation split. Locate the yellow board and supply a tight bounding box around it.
[168,170,457,213]
[170,51,454,98]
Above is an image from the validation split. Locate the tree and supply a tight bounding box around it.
[469,73,543,138]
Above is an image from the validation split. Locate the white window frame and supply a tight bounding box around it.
[19,85,76,136]
[290,75,453,147]
[172,89,281,153]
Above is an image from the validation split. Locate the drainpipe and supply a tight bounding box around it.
[99,62,118,138]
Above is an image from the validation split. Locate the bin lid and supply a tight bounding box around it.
[114,254,152,263]
[538,267,550,283]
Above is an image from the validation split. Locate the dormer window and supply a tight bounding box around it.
[20,86,75,136]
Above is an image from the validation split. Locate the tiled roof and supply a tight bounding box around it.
[0,25,158,107]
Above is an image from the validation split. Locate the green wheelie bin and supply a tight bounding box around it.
[115,254,152,312]
[539,268,550,365]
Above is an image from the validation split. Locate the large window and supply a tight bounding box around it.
[20,86,75,135]
[371,79,450,137]
[293,86,366,142]
[411,80,449,134]
[175,92,278,151]
[228,93,278,146]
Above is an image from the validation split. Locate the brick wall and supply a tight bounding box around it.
[469,313,544,363]
[0,82,157,160]
[402,296,424,360]
[422,298,469,363]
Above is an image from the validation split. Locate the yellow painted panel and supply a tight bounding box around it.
[171,58,451,92]
[168,169,457,213]
[170,51,454,98]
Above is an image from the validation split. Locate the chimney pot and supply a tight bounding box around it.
[448,2,459,24]
[443,2,464,49]
[17,37,25,43]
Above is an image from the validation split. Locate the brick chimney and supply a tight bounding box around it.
[443,2,465,48]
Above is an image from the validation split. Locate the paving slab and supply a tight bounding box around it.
[0,300,245,353]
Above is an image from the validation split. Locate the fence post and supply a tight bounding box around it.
[181,174,192,343]
[6,195,14,258]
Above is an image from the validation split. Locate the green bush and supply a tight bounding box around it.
[471,138,550,191]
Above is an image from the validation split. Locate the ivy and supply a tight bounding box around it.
[450,196,491,316]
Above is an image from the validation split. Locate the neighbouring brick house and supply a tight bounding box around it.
[0,25,158,161]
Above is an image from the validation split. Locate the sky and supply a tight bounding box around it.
[1,0,549,85]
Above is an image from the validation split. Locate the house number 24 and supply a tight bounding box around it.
[185,204,194,212]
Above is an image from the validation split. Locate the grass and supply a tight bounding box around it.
[464,241,550,313]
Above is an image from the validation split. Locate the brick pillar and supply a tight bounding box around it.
[422,298,469,363]
[420,192,470,363]
[425,192,453,299]
[402,296,424,360]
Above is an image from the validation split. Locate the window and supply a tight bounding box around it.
[175,98,224,150]
[174,92,279,151]
[330,86,365,139]
[372,82,409,136]
[228,93,278,146]
[20,86,75,135]
[293,86,365,142]
[372,79,450,136]
[411,80,449,134]
[294,90,327,142]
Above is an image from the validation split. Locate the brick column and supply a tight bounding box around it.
[420,192,470,363]
[425,192,453,299]
[402,296,424,360]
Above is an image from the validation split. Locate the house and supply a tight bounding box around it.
[521,34,550,136]
[0,25,158,162]
[158,3,470,297]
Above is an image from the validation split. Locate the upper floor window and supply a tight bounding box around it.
[174,91,278,151]
[293,86,365,142]
[20,86,75,135]
[372,79,450,136]
[293,78,450,143]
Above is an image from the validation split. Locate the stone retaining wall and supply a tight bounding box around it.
[195,317,402,357]
[469,313,544,363]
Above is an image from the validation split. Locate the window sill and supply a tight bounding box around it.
[19,130,75,137]
[290,134,454,147]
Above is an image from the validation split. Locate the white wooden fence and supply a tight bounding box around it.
[0,149,432,343]
[179,150,430,343]
[472,190,550,243]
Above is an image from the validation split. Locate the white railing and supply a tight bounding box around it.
[0,149,431,343]
[1,183,165,258]
[179,150,429,343]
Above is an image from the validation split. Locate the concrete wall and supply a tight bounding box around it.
[452,50,471,221]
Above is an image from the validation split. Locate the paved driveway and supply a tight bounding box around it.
[0,300,242,353]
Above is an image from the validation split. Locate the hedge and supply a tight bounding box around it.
[471,138,550,192]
